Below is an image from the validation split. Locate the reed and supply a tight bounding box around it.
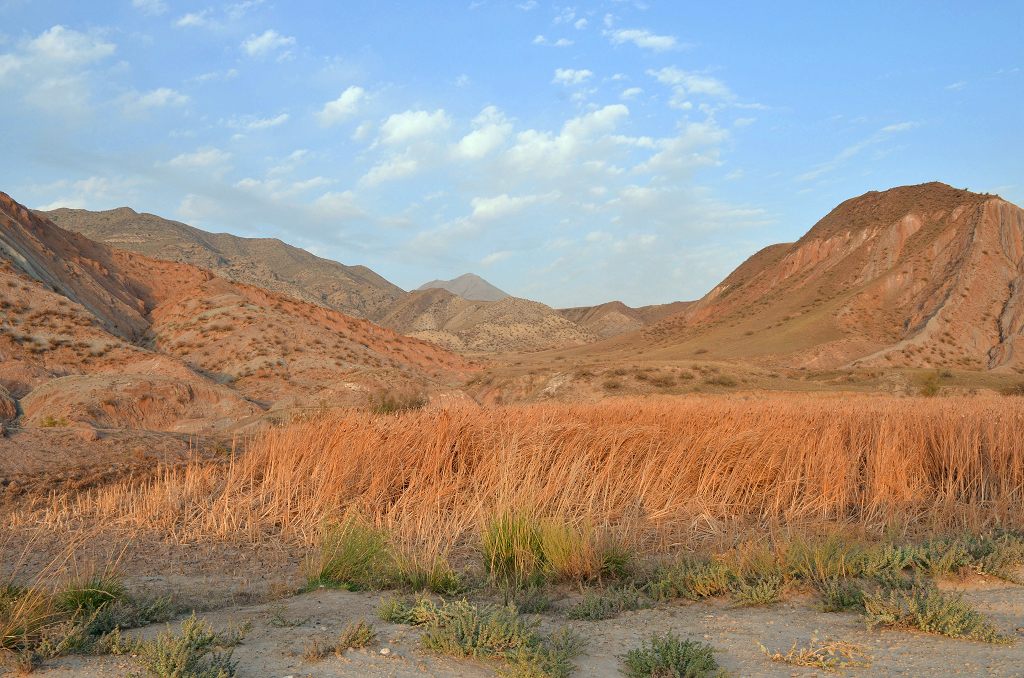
[24,395,1024,564]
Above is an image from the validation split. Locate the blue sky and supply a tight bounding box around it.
[0,1,1021,307]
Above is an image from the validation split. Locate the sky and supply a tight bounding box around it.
[0,1,1021,307]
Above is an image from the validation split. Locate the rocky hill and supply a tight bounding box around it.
[378,288,597,353]
[417,273,509,301]
[41,206,405,319]
[636,182,1024,370]
[2,191,471,432]
[557,300,692,339]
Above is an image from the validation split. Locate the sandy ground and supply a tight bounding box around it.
[31,576,1024,677]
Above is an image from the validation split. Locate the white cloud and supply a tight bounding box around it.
[361,156,419,186]
[176,11,213,28]
[27,25,115,64]
[574,18,588,30]
[313,190,362,219]
[534,35,573,47]
[378,108,451,145]
[35,176,140,210]
[454,106,512,160]
[945,80,967,91]
[607,28,678,52]
[132,0,167,15]
[242,29,295,59]
[649,67,732,107]
[517,0,537,9]
[123,87,189,112]
[316,86,365,126]
[234,112,289,130]
[552,68,593,85]
[620,87,643,100]
[166,147,232,176]
[470,193,549,220]
[504,104,630,176]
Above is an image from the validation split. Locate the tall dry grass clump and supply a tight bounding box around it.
[31,395,1024,563]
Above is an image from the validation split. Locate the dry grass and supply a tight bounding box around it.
[22,395,1024,566]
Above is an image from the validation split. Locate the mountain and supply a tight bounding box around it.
[557,300,692,339]
[417,273,509,301]
[378,288,597,353]
[41,206,405,319]
[633,182,1024,370]
[1,191,470,432]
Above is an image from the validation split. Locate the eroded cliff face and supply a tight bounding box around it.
[647,183,1024,370]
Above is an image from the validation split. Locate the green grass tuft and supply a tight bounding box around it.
[307,517,395,591]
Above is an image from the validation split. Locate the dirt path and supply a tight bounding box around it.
[35,577,1024,677]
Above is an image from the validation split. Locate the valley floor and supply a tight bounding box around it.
[30,577,1024,677]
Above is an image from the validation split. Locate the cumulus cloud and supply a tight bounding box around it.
[648,67,732,108]
[242,30,295,59]
[454,106,512,160]
[361,156,420,186]
[505,104,629,175]
[552,68,593,85]
[606,28,678,52]
[26,25,116,64]
[316,86,365,126]
[378,108,451,145]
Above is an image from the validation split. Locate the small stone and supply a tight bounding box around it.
[379,647,391,656]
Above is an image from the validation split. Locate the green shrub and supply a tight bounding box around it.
[647,558,732,601]
[56,572,126,616]
[863,585,1010,643]
[621,632,725,678]
[565,585,650,621]
[730,574,785,606]
[132,614,242,677]
[817,578,866,612]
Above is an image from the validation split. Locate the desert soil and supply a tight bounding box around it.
[30,575,1024,677]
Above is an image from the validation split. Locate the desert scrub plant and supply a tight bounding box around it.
[418,599,584,678]
[307,517,395,591]
[335,619,377,654]
[759,634,870,671]
[131,614,243,677]
[565,584,650,621]
[862,584,1010,643]
[621,632,725,678]
[647,557,732,601]
[730,573,785,606]
[816,578,866,612]
[368,387,428,414]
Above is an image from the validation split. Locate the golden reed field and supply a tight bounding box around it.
[31,394,1024,559]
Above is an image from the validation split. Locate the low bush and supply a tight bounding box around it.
[621,632,724,678]
[863,584,1009,643]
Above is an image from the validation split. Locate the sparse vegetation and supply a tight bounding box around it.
[621,632,724,678]
[566,585,649,621]
[863,584,1010,643]
[335,619,377,654]
[368,386,428,414]
[130,614,244,678]
[760,634,870,671]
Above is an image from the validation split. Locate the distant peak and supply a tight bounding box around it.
[417,272,509,301]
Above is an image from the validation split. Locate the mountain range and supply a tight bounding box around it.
[5,181,1024,435]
